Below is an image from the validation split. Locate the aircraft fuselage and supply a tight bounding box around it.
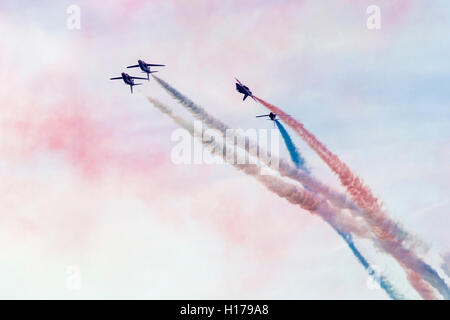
[138,60,151,73]
[236,83,252,96]
[121,72,135,85]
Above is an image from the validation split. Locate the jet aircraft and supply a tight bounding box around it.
[256,112,290,126]
[256,112,281,121]
[127,59,165,80]
[110,72,147,94]
[235,78,256,101]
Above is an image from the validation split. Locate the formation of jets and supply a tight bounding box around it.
[110,59,165,93]
[110,66,285,125]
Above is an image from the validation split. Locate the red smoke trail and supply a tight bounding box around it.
[254,96,446,300]
[147,96,407,299]
[403,265,438,300]
[254,96,381,215]
[149,75,446,299]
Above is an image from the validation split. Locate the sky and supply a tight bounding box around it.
[0,0,449,299]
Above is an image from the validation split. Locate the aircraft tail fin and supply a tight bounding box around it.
[130,84,142,94]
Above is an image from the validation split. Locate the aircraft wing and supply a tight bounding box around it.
[110,77,122,80]
[127,65,140,68]
[243,94,248,101]
[146,64,165,67]
[256,114,270,118]
[131,76,148,80]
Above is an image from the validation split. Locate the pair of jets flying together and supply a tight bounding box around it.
[235,78,287,123]
[110,59,165,93]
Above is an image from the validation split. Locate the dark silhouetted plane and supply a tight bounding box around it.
[256,112,278,121]
[110,72,147,94]
[235,78,256,101]
[127,60,165,80]
[256,112,290,126]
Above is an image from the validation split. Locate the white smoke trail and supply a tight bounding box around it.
[147,97,405,299]
[150,76,449,300]
[151,75,361,214]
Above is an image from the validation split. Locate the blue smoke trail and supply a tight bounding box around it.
[335,228,404,300]
[417,260,450,299]
[275,120,402,299]
[275,120,309,173]
[149,80,405,299]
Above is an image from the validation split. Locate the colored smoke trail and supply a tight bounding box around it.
[147,96,404,300]
[404,264,439,300]
[274,117,400,299]
[149,76,448,298]
[254,96,448,300]
[335,229,404,300]
[274,117,400,298]
[151,75,361,214]
[254,96,382,213]
[149,76,422,298]
[275,120,309,173]
[147,97,325,218]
